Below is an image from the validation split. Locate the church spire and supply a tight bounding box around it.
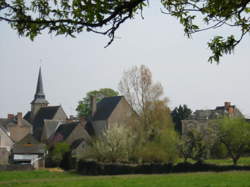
[31,67,49,104]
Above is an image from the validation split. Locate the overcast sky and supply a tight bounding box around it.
[1,1,250,118]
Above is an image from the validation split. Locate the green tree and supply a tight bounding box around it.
[180,123,217,163]
[1,0,249,62]
[171,105,192,134]
[217,117,250,166]
[76,88,119,117]
[48,142,70,167]
[82,123,136,163]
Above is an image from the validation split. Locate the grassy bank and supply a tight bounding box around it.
[1,170,250,187]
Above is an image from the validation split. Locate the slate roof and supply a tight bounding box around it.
[0,118,32,130]
[33,106,61,129]
[70,138,84,150]
[12,144,46,154]
[24,111,31,122]
[13,134,45,154]
[85,121,95,136]
[93,96,123,120]
[55,122,79,140]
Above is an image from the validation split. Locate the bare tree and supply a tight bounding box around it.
[119,65,163,115]
[119,65,172,140]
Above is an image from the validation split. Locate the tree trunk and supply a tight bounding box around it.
[233,158,238,166]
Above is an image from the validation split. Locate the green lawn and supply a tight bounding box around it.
[177,156,250,166]
[205,157,250,166]
[1,170,250,187]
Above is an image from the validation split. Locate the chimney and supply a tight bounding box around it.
[224,102,231,110]
[90,95,97,117]
[17,112,22,125]
[7,114,15,120]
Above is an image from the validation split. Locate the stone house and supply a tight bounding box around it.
[0,125,14,165]
[0,113,33,143]
[50,121,90,146]
[12,134,46,169]
[182,102,244,135]
[90,96,135,136]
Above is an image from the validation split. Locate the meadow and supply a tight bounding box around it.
[1,157,250,187]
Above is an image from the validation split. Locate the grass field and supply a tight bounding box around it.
[1,157,250,187]
[177,156,250,166]
[1,170,250,187]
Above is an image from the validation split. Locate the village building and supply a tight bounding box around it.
[12,134,46,169]
[182,102,244,135]
[89,96,135,136]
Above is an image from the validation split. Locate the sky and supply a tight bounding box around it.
[1,1,250,118]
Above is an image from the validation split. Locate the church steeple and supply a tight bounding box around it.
[31,67,49,104]
[30,67,49,121]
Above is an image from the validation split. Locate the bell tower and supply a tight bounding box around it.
[30,67,49,121]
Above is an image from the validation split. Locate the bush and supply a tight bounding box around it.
[136,129,179,164]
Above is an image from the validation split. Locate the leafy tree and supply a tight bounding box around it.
[48,142,70,167]
[76,88,119,117]
[1,0,249,62]
[171,105,192,134]
[180,124,217,163]
[137,129,180,164]
[82,123,136,163]
[217,117,250,165]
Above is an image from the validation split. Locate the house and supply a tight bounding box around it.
[24,68,68,140]
[182,102,244,135]
[12,134,46,169]
[89,96,136,136]
[50,121,90,146]
[0,125,14,165]
[0,113,32,143]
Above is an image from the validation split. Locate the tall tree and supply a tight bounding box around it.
[119,65,173,140]
[1,0,249,62]
[171,105,192,134]
[76,88,119,117]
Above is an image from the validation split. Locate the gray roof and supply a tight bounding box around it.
[12,144,46,154]
[31,67,49,105]
[33,106,61,129]
[13,134,46,154]
[0,118,32,131]
[93,96,123,120]
[55,122,79,140]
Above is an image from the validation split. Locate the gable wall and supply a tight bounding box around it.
[65,124,89,145]
[92,120,107,136]
[53,107,67,121]
[9,125,32,143]
[107,97,134,128]
[0,128,13,151]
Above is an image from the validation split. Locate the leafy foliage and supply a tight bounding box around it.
[171,105,192,134]
[1,0,249,61]
[82,123,136,163]
[47,142,70,167]
[76,88,119,117]
[217,117,250,165]
[137,129,180,164]
[180,124,217,163]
